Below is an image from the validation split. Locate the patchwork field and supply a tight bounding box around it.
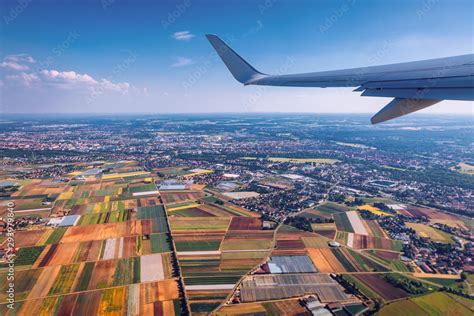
[403,206,470,230]
[161,191,205,204]
[336,231,404,251]
[0,161,188,315]
[342,273,410,302]
[3,159,466,315]
[377,291,473,316]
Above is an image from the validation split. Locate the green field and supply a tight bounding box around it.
[111,257,134,286]
[333,212,354,233]
[74,261,94,291]
[150,233,172,253]
[378,292,473,316]
[49,263,80,295]
[128,183,157,194]
[221,251,268,260]
[138,205,169,233]
[221,239,272,251]
[346,249,389,272]
[190,302,221,313]
[331,249,357,272]
[184,275,241,285]
[316,202,351,215]
[364,250,411,272]
[175,240,221,251]
[13,246,45,266]
[44,227,68,244]
[378,299,427,316]
[77,210,131,225]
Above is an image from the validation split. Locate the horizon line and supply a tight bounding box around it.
[1,111,472,116]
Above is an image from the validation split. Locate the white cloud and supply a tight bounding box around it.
[173,31,195,41]
[6,72,39,85]
[170,57,193,67]
[5,54,36,64]
[0,61,29,71]
[40,69,98,85]
[99,78,130,93]
[4,67,130,94]
[0,54,36,71]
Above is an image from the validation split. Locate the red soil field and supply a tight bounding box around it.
[73,290,102,315]
[225,231,274,241]
[88,259,116,290]
[229,217,262,231]
[272,249,308,256]
[374,250,400,261]
[161,191,205,204]
[12,229,46,247]
[314,229,336,239]
[56,293,77,316]
[61,220,151,243]
[276,238,306,250]
[173,233,225,241]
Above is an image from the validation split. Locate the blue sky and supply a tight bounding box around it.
[0,0,473,114]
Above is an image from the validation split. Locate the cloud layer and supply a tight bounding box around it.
[1,54,130,94]
[170,57,193,67]
[172,31,195,41]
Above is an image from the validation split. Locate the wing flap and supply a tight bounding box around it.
[371,98,441,124]
[361,87,474,101]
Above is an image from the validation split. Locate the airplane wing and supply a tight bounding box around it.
[206,34,474,124]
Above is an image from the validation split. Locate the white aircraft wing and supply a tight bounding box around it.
[206,34,474,124]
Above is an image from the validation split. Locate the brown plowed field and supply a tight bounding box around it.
[228,217,262,231]
[61,220,150,243]
[307,248,346,273]
[353,274,409,301]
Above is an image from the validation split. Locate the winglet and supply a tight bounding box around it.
[206,34,266,84]
[371,98,441,124]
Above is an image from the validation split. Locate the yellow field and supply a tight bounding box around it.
[453,162,474,175]
[57,191,74,200]
[102,171,149,180]
[412,273,461,280]
[216,303,266,315]
[358,204,394,216]
[167,203,201,212]
[182,169,213,177]
[311,223,336,230]
[406,223,453,243]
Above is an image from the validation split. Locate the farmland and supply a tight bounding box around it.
[378,292,473,316]
[0,162,187,315]
[335,231,403,251]
[406,223,454,243]
[1,158,472,315]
